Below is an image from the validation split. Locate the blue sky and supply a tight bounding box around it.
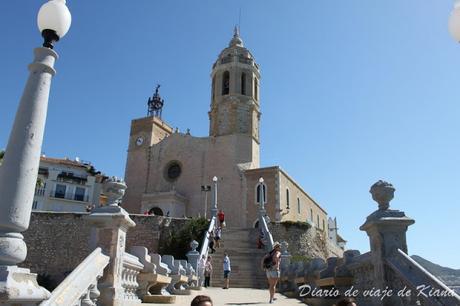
[1,1,459,268]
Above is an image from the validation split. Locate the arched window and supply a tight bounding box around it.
[254,78,259,100]
[241,73,246,95]
[297,198,301,214]
[222,71,230,95]
[256,183,267,204]
[149,207,164,216]
[317,215,320,229]
[286,188,290,209]
[310,208,313,222]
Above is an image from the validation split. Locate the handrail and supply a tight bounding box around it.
[40,247,109,306]
[199,216,216,259]
[386,249,460,306]
[259,213,274,251]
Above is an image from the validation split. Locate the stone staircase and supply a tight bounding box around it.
[209,227,268,289]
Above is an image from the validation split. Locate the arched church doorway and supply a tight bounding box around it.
[149,207,164,216]
[253,220,259,228]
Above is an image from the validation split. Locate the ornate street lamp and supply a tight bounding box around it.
[448,0,460,42]
[0,0,71,303]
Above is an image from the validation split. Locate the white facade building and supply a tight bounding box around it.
[33,156,104,212]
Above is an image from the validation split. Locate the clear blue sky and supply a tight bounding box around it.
[1,1,459,268]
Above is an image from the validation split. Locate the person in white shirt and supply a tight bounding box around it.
[222,252,231,289]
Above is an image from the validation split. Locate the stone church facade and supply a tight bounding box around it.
[123,29,333,233]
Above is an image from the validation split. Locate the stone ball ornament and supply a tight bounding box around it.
[37,0,72,48]
[370,180,395,211]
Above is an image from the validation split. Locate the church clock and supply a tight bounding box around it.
[135,136,144,146]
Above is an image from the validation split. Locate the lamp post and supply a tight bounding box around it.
[449,0,460,41]
[211,176,218,218]
[256,177,267,217]
[201,185,211,219]
[0,0,71,303]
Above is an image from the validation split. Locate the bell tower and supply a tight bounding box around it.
[209,28,261,144]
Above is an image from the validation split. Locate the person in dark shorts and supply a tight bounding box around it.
[261,242,281,304]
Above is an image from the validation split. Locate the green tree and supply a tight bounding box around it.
[159,217,209,260]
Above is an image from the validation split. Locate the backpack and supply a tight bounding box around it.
[263,251,274,269]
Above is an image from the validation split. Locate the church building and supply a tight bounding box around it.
[123,29,334,233]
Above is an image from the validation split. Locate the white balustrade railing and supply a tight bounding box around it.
[199,216,216,259]
[40,248,109,306]
[121,252,143,302]
[259,213,274,251]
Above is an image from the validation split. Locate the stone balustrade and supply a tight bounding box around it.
[150,253,172,275]
[40,247,109,306]
[121,252,143,303]
[132,250,175,304]
[162,255,191,295]
[387,249,460,306]
[282,181,460,306]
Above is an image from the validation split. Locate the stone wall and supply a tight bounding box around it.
[22,211,183,285]
[269,222,343,260]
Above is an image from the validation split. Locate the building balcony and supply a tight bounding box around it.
[56,174,87,185]
[50,190,89,202]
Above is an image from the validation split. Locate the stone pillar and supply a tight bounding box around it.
[85,178,136,306]
[0,47,58,305]
[186,240,200,271]
[360,180,415,306]
[280,241,291,271]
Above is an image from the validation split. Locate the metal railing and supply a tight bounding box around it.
[35,188,46,196]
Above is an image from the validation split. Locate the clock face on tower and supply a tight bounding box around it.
[136,136,144,146]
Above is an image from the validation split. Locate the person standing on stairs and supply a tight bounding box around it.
[215,226,222,248]
[204,255,213,287]
[262,242,281,304]
[222,252,231,289]
[218,209,225,227]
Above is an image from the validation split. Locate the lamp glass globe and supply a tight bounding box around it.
[449,8,460,42]
[37,0,71,38]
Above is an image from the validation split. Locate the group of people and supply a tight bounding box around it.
[193,226,357,306]
[208,210,225,253]
[198,252,231,289]
[198,255,213,287]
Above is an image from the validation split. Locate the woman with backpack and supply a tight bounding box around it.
[261,242,281,304]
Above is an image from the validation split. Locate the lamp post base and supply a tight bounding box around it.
[0,266,50,305]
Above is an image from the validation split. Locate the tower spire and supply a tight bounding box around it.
[229,26,243,47]
[147,84,164,118]
[234,25,239,37]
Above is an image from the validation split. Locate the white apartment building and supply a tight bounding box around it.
[33,156,104,212]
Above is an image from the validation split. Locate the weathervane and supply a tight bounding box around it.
[147,84,164,118]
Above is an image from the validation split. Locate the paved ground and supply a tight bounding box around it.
[172,287,305,306]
